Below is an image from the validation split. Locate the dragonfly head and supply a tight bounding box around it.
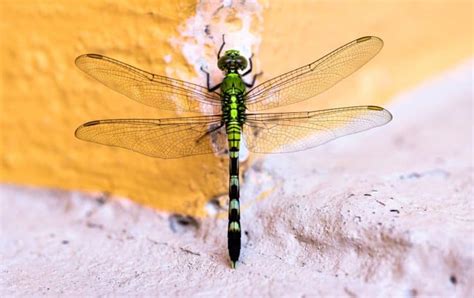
[218,50,248,72]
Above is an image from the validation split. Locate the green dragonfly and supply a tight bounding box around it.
[75,36,392,269]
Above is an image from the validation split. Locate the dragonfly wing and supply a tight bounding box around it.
[245,36,383,111]
[75,54,222,114]
[75,115,227,158]
[243,106,392,153]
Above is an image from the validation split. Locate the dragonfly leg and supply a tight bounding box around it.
[196,122,225,143]
[217,34,226,59]
[244,71,263,88]
[241,54,255,77]
[200,66,221,92]
[241,54,263,88]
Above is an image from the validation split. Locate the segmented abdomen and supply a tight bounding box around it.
[224,90,244,268]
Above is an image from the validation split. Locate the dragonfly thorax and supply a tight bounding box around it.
[221,68,246,127]
[220,73,246,94]
[218,49,248,73]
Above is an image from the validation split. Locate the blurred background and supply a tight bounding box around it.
[0,0,472,216]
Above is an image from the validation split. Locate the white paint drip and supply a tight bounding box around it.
[167,0,265,161]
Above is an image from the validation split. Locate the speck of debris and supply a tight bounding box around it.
[205,195,227,216]
[86,222,104,229]
[147,237,167,246]
[210,197,222,207]
[61,240,69,245]
[244,230,251,245]
[169,214,200,233]
[250,160,264,172]
[348,193,355,198]
[95,197,106,205]
[450,275,457,285]
[344,287,357,298]
[390,209,400,214]
[409,288,418,297]
[364,193,372,196]
[180,247,200,256]
[400,172,422,180]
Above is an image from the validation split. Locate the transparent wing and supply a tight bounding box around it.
[75,115,227,159]
[75,54,222,114]
[245,36,383,111]
[243,106,392,153]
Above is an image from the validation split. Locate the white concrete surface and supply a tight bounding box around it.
[1,60,472,297]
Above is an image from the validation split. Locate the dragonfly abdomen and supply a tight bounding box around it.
[227,142,241,269]
[224,90,245,268]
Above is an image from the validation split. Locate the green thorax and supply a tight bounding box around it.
[220,73,246,95]
[221,73,246,124]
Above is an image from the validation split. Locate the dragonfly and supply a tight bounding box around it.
[75,36,392,269]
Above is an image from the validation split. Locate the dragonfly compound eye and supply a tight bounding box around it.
[217,56,227,70]
[236,56,248,70]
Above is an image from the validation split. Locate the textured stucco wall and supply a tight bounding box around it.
[0,0,472,216]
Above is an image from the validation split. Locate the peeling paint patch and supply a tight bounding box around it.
[168,1,264,159]
[169,1,264,81]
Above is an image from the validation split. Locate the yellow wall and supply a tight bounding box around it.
[1,0,472,216]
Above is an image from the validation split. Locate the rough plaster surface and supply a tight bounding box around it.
[1,61,473,296]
